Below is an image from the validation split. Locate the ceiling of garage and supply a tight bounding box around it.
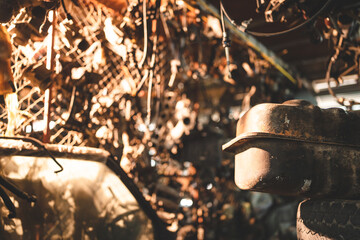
[207,0,338,82]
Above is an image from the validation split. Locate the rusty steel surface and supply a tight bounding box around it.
[223,100,360,198]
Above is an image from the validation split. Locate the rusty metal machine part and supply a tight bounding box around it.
[233,99,360,145]
[223,100,360,198]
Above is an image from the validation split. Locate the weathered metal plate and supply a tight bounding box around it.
[223,100,360,198]
[225,100,360,151]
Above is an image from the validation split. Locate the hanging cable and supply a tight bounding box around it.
[220,0,333,37]
[136,69,150,92]
[326,35,360,110]
[147,69,154,125]
[146,32,158,125]
[145,0,160,125]
[138,0,148,68]
[60,0,73,20]
[220,1,232,79]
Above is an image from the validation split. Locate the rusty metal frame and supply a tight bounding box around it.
[223,101,360,198]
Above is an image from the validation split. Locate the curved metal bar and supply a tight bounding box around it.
[0,136,63,173]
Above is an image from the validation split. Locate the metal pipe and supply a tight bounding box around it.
[43,10,57,143]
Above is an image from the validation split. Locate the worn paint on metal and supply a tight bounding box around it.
[224,100,360,199]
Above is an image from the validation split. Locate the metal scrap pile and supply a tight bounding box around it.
[0,0,299,239]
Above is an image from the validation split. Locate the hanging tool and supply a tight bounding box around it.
[220,1,232,80]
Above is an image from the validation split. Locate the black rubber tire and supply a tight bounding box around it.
[297,199,360,240]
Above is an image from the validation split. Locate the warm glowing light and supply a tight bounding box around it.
[177,0,185,6]
[180,198,193,207]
